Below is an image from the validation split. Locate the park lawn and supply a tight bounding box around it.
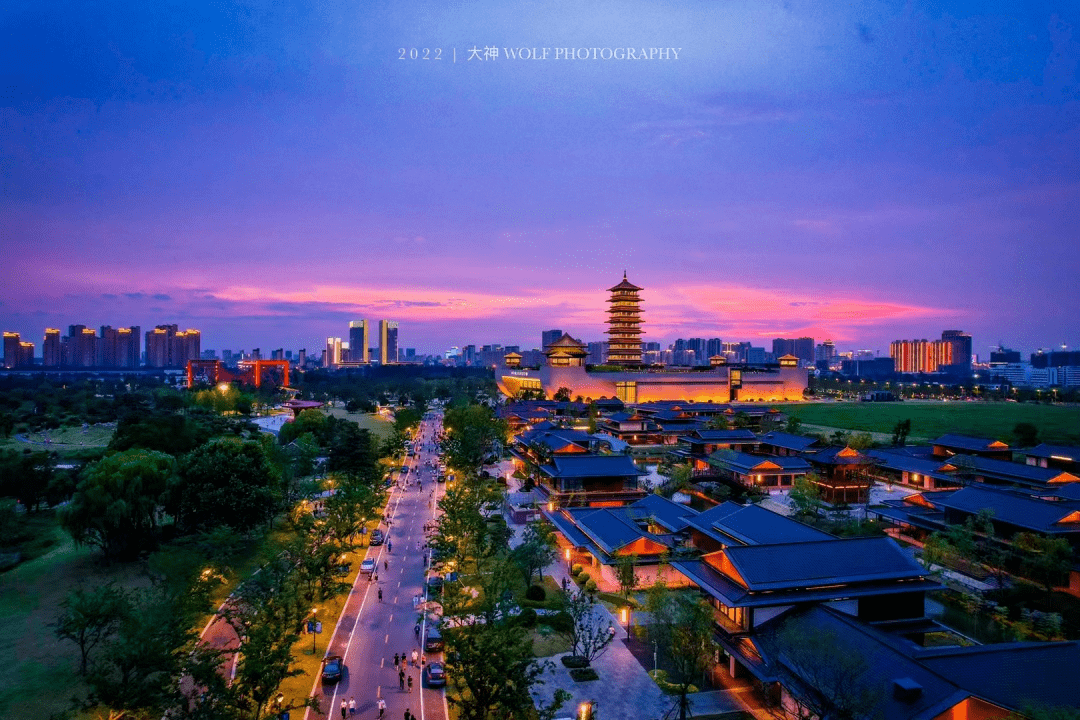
[780,401,1080,445]
[531,626,573,657]
[325,408,394,442]
[0,527,151,720]
[0,423,115,457]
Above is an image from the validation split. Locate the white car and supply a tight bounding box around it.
[360,558,376,575]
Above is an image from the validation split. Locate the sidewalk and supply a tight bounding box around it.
[504,484,761,720]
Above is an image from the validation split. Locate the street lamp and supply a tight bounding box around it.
[579,701,593,720]
[310,608,319,654]
[621,606,631,637]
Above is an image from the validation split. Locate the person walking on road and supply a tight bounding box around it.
[411,648,418,667]
[377,697,386,717]
[393,652,400,668]
[414,621,420,639]
[398,668,405,691]
[387,540,393,553]
[340,699,347,719]
[378,587,383,602]
[407,674,413,693]
[384,559,389,571]
[349,697,356,715]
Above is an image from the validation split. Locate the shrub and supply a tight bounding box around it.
[517,607,537,628]
[649,669,698,695]
[560,655,588,668]
[571,563,583,577]
[525,584,547,601]
[576,572,590,587]
[546,611,574,633]
[585,578,598,594]
[569,667,599,682]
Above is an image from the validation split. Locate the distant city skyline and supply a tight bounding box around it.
[2,2,1078,358]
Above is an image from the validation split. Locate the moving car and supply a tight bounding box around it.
[360,558,376,575]
[321,655,345,683]
[425,661,446,687]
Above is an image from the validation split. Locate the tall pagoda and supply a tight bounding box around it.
[605,272,644,366]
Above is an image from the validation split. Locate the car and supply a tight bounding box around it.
[425,660,446,687]
[360,558,376,575]
[370,529,385,546]
[424,626,444,652]
[321,655,345,683]
[427,574,444,594]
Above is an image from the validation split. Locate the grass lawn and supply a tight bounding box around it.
[780,401,1080,445]
[325,409,394,441]
[0,423,115,457]
[530,625,573,657]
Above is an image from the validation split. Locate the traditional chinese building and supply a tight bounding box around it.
[606,272,644,365]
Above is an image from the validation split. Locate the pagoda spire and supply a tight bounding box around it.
[606,273,644,365]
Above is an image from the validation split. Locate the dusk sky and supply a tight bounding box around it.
[3,1,1079,358]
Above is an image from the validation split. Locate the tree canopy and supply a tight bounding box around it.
[169,438,282,533]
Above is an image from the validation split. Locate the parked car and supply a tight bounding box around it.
[424,626,444,652]
[360,558,376,575]
[322,655,345,683]
[370,529,385,546]
[425,661,446,687]
[426,574,444,594]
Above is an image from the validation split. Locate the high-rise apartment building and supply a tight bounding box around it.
[3,332,34,368]
[379,320,398,365]
[706,338,723,360]
[772,337,814,364]
[586,341,608,365]
[940,330,973,370]
[42,329,61,367]
[815,340,836,364]
[99,326,140,368]
[64,325,98,367]
[145,325,200,367]
[349,320,370,363]
[542,329,563,349]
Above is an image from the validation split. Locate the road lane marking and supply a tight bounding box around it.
[385,634,389,643]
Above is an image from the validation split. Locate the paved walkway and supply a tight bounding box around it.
[501,478,757,720]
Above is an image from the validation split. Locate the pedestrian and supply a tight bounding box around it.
[421,652,426,667]
[407,674,413,693]
[349,697,356,715]
[377,697,386,717]
[384,559,389,571]
[414,622,420,639]
[412,648,418,666]
[340,699,347,719]
[394,652,400,668]
[416,540,421,551]
[378,587,383,602]
[399,668,405,691]
[388,540,393,553]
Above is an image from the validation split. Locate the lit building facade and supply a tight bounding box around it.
[890,338,954,373]
[605,273,644,365]
[349,320,370,363]
[145,325,201,367]
[379,320,398,364]
[3,332,34,368]
[42,329,61,367]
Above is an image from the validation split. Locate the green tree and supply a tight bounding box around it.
[60,449,176,560]
[645,582,715,720]
[1014,533,1073,604]
[784,415,803,434]
[510,519,557,587]
[170,438,281,533]
[54,583,130,675]
[615,553,638,603]
[552,387,572,402]
[891,419,911,447]
[1013,422,1040,448]
[848,432,874,451]
[559,589,615,665]
[771,616,881,720]
[789,473,824,519]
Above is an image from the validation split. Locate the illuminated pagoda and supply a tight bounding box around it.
[606,272,644,366]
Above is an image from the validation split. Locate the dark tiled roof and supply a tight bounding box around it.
[685,501,831,546]
[867,449,955,476]
[932,434,1009,451]
[723,537,928,590]
[539,453,645,479]
[950,454,1079,486]
[683,429,759,442]
[924,485,1080,535]
[1023,443,1080,461]
[757,431,820,451]
[630,493,700,532]
[804,446,875,465]
[706,451,811,474]
[917,642,1080,713]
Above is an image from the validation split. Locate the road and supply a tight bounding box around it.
[307,412,448,720]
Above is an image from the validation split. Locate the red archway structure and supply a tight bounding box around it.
[187,360,290,389]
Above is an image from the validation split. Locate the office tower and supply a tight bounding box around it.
[606,273,644,365]
[990,346,1021,364]
[586,341,608,365]
[706,338,723,360]
[349,320,370,363]
[298,349,306,367]
[42,329,61,367]
[201,350,217,360]
[325,337,342,367]
[941,330,973,369]
[379,320,398,365]
[285,350,293,360]
[271,348,284,360]
[890,338,953,373]
[542,329,563,349]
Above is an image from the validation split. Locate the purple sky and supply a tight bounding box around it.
[2,1,1079,358]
